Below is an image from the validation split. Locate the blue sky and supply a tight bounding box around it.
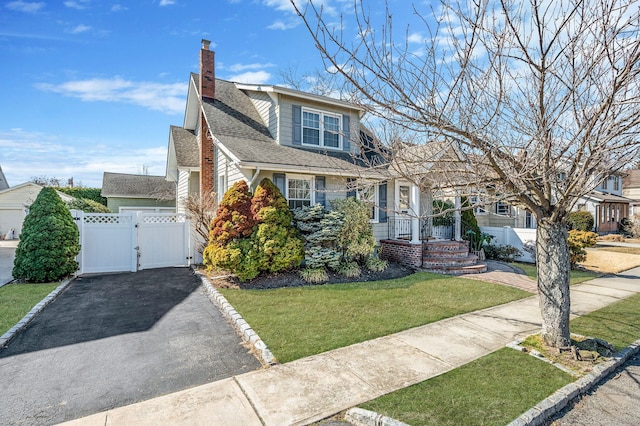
[1,0,409,188]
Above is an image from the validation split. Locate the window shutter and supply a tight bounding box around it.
[378,182,387,223]
[273,173,286,197]
[346,177,356,198]
[292,105,301,145]
[342,114,351,151]
[315,176,326,208]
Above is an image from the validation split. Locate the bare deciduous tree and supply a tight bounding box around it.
[291,0,640,347]
[183,192,217,255]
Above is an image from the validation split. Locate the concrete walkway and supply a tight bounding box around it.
[60,267,640,426]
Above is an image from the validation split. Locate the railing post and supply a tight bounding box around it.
[454,196,462,241]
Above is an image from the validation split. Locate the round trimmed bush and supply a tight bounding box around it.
[13,187,80,282]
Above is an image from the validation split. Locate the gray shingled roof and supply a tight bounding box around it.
[101,172,175,199]
[170,126,199,168]
[200,78,371,173]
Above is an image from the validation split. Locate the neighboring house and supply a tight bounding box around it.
[101,172,176,214]
[623,169,640,217]
[0,182,74,239]
[576,173,631,233]
[0,165,8,191]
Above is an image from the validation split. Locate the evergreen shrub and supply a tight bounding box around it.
[567,211,595,232]
[13,187,80,282]
[66,198,111,213]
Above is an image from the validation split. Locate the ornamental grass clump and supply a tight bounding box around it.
[13,187,80,283]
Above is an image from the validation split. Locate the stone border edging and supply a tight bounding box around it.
[0,278,74,350]
[507,339,640,426]
[194,270,277,366]
[345,407,410,426]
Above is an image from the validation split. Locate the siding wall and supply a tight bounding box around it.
[176,170,190,214]
[278,95,359,155]
[246,91,277,139]
[107,197,175,213]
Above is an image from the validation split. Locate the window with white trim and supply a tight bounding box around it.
[495,201,511,216]
[613,176,619,191]
[470,195,487,215]
[287,176,313,209]
[302,107,342,149]
[357,183,379,223]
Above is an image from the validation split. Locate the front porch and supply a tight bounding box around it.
[380,217,487,275]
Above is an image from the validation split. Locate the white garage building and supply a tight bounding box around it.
[0,182,74,240]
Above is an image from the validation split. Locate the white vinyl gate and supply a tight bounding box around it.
[71,211,191,275]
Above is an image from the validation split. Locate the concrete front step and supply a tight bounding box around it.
[423,263,488,275]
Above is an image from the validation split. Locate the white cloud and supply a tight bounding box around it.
[5,1,45,13]
[64,1,89,10]
[0,129,168,187]
[263,0,337,16]
[69,24,92,34]
[35,77,187,115]
[227,62,275,72]
[407,32,425,44]
[267,19,300,30]
[228,71,271,84]
[111,4,127,12]
[159,0,175,6]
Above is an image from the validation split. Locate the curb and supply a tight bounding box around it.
[507,339,640,426]
[345,407,410,426]
[0,278,74,350]
[194,270,277,366]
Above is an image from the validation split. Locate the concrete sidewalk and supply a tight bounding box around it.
[60,267,640,426]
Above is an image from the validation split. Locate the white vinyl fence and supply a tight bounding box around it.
[71,211,192,275]
[480,226,536,263]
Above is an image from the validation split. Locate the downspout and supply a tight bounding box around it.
[249,167,262,189]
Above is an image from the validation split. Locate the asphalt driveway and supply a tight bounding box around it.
[0,268,261,425]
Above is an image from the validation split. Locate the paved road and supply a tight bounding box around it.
[0,268,261,425]
[0,240,17,286]
[550,354,640,425]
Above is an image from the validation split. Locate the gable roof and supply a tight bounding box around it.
[201,78,376,176]
[170,126,199,168]
[583,190,633,204]
[0,182,74,203]
[101,172,175,199]
[0,164,8,190]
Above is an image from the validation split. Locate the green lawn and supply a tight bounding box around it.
[357,281,640,425]
[220,272,529,363]
[0,283,59,335]
[511,262,597,285]
[360,348,574,426]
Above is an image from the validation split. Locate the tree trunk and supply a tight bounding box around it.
[536,219,571,347]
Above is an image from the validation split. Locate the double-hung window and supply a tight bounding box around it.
[302,108,342,149]
[287,175,313,209]
[470,195,487,215]
[357,183,379,223]
[495,201,511,216]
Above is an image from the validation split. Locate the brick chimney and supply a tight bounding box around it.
[199,39,215,199]
[199,39,215,100]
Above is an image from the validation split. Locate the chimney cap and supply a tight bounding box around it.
[201,39,211,50]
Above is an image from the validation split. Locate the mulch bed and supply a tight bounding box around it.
[204,262,415,290]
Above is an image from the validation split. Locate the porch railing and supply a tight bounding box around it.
[387,218,455,241]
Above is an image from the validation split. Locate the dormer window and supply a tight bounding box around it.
[302,107,342,149]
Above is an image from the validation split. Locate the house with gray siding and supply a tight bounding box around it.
[164,40,485,273]
[101,172,176,213]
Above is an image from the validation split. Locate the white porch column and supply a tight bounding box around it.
[454,195,462,241]
[411,184,420,243]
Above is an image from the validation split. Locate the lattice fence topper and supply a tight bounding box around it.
[141,214,186,224]
[83,214,133,225]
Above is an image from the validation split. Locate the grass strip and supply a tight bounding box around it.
[358,281,640,425]
[221,272,529,363]
[0,283,59,335]
[571,292,640,350]
[359,348,574,426]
